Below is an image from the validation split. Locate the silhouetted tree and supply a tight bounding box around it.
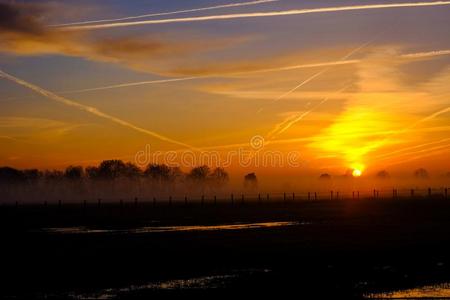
[85,166,100,179]
[244,172,258,189]
[0,167,24,182]
[376,170,390,179]
[64,166,84,180]
[210,167,229,188]
[97,160,128,179]
[145,164,172,182]
[123,162,142,179]
[44,170,64,181]
[188,165,210,182]
[319,173,331,180]
[414,168,429,179]
[23,169,41,180]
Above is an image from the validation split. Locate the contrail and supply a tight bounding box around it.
[374,137,450,160]
[52,0,279,27]
[62,1,450,30]
[268,85,351,139]
[61,77,199,94]
[0,69,197,150]
[381,143,450,166]
[401,49,450,59]
[272,40,374,104]
[368,105,450,164]
[413,106,450,125]
[50,49,449,95]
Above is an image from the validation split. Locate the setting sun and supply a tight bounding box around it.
[352,169,362,177]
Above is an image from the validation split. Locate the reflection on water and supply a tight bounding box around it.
[70,269,270,299]
[42,221,303,234]
[366,282,450,299]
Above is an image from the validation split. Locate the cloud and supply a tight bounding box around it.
[0,116,85,142]
[0,1,247,75]
[307,47,450,170]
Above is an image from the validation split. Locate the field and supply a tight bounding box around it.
[2,196,450,299]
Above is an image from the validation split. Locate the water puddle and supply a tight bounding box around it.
[41,221,303,234]
[68,269,271,299]
[366,282,450,299]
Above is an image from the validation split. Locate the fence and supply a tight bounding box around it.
[2,187,449,207]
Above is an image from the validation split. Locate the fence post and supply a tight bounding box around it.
[357,191,360,200]
[214,195,217,205]
[267,193,270,202]
[314,192,317,200]
[411,189,414,198]
[352,191,355,200]
[330,191,333,200]
[336,192,339,200]
[258,193,261,204]
[185,196,188,205]
[428,188,432,198]
[308,192,311,201]
[292,193,295,201]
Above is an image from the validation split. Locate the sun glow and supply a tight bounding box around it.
[352,169,362,177]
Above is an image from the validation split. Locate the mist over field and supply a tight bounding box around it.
[1,160,448,204]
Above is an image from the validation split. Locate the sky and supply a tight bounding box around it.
[0,0,449,178]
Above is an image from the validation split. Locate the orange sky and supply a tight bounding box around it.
[0,0,449,178]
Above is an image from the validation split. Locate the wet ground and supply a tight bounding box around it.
[2,197,450,299]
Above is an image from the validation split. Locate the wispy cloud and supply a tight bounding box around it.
[62,1,450,30]
[0,2,248,75]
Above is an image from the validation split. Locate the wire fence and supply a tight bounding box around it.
[2,187,449,207]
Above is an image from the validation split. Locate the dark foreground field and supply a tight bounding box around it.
[2,197,450,299]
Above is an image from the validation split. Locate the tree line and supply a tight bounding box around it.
[0,160,230,185]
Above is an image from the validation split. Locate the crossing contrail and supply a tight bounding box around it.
[52,0,279,27]
[0,69,197,150]
[381,143,450,166]
[257,39,372,114]
[268,85,351,139]
[368,105,450,164]
[50,49,449,95]
[374,137,450,160]
[61,77,199,94]
[62,1,450,30]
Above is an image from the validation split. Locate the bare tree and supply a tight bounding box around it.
[414,168,429,179]
[376,170,390,179]
[244,172,258,189]
[210,167,229,189]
